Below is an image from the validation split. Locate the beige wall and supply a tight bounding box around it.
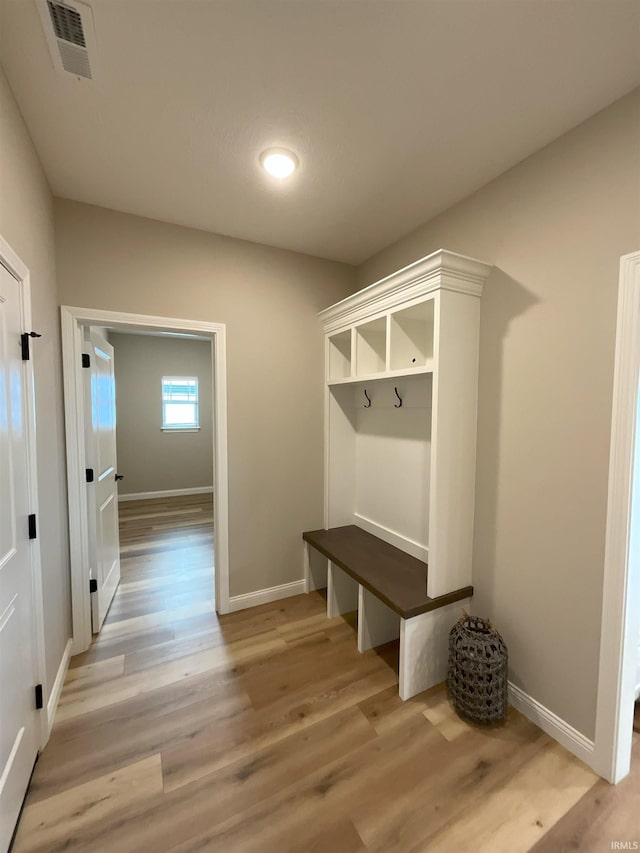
[54,200,356,596]
[0,67,71,692]
[110,333,213,495]
[358,87,640,739]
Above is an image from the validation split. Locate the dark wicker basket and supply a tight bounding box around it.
[448,612,508,723]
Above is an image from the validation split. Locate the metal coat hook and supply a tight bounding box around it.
[363,389,372,408]
[394,387,403,408]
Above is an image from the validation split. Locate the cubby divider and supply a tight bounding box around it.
[328,330,352,381]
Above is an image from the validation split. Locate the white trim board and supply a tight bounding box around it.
[118,486,213,502]
[227,580,306,613]
[353,513,428,562]
[593,250,640,783]
[318,249,492,334]
[45,639,72,739]
[61,305,230,656]
[508,682,595,767]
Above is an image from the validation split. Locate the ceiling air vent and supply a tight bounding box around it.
[38,0,97,80]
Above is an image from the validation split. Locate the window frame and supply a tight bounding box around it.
[161,375,200,432]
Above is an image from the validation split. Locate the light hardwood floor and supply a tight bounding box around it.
[12,496,639,853]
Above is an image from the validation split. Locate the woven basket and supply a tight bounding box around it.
[448,612,508,723]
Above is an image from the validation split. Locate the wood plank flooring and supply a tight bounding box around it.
[12,496,639,853]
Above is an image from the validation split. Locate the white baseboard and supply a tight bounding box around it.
[45,638,72,741]
[118,486,213,502]
[508,681,595,766]
[228,580,306,613]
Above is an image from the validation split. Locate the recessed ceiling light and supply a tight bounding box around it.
[260,148,298,179]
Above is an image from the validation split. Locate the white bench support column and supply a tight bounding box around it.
[327,562,358,618]
[304,542,328,593]
[399,598,471,700]
[357,586,400,652]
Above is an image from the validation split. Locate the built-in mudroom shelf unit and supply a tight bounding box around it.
[303,249,492,699]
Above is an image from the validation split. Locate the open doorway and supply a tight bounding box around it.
[88,327,215,637]
[61,307,229,657]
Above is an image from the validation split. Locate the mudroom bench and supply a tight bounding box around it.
[303,249,492,700]
[303,525,473,700]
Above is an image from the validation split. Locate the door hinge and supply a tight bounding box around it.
[21,331,42,361]
[82,353,91,368]
[34,684,44,710]
[86,468,94,483]
[28,514,37,540]
[89,578,98,593]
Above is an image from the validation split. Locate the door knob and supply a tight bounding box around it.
[115,473,125,481]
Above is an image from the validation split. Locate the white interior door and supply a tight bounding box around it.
[0,263,39,852]
[86,330,121,632]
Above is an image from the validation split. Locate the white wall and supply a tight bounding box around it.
[0,65,70,694]
[110,333,213,495]
[357,87,640,740]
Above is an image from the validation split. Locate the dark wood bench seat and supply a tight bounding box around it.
[302,525,473,620]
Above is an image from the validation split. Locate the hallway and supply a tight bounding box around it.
[104,494,215,636]
[9,495,638,853]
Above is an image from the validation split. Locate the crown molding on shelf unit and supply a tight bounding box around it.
[319,249,493,333]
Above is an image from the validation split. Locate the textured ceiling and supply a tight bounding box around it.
[1,0,639,264]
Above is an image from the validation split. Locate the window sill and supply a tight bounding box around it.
[161,427,201,433]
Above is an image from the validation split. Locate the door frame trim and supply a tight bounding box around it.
[61,305,230,654]
[593,250,640,782]
[0,234,48,747]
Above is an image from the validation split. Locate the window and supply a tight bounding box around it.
[161,376,199,430]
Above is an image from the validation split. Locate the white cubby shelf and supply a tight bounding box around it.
[304,248,493,701]
[327,363,434,386]
[327,291,436,384]
[328,329,352,381]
